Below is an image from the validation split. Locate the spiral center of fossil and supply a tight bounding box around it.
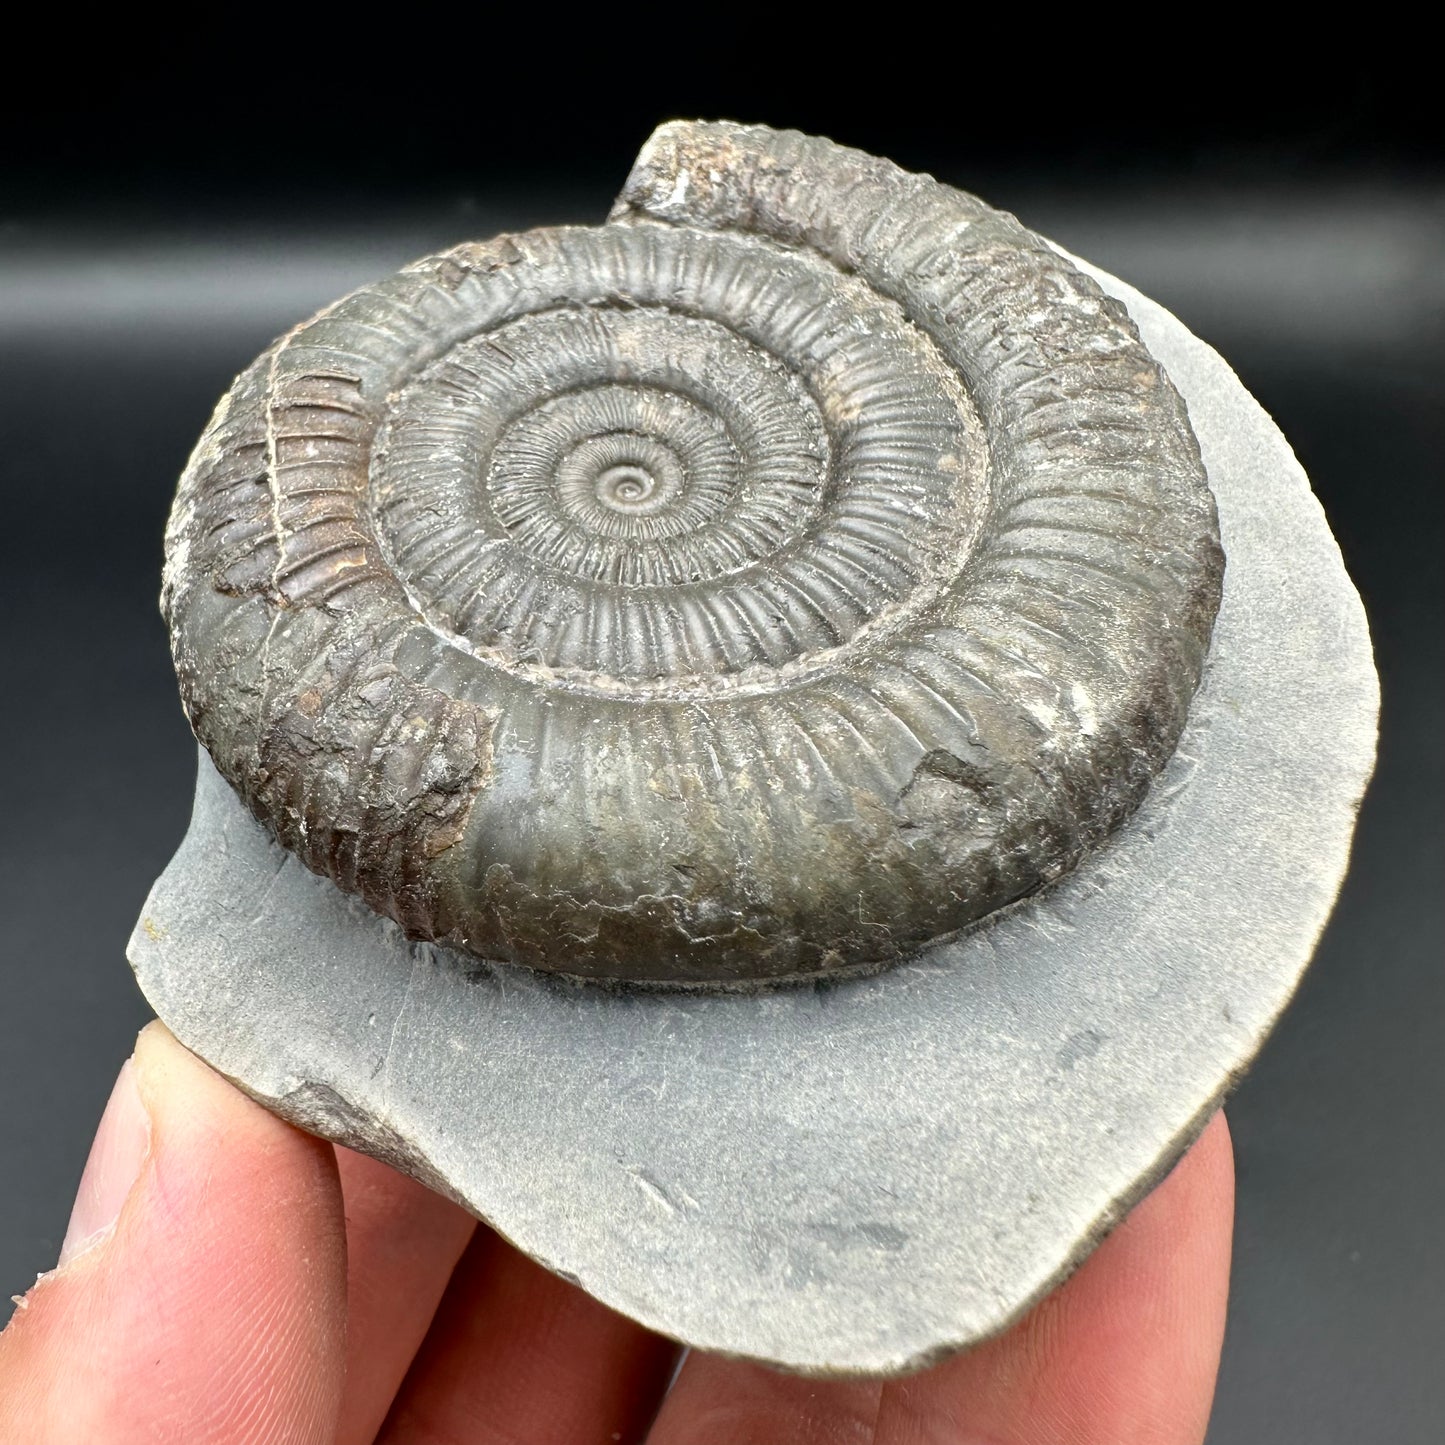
[599,466,653,506]
[369,226,989,686]
[553,430,687,527]
[598,465,656,505]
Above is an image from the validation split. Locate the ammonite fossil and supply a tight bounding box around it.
[164,121,1223,985]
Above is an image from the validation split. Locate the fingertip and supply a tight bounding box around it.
[1191,1108,1236,1209]
[56,1056,150,1269]
[1,1024,350,1443]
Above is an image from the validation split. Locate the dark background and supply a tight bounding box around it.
[2,44,1441,1442]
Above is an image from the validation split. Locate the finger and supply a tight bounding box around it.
[332,1147,477,1445]
[0,1022,349,1445]
[379,1226,681,1444]
[648,1109,1234,1445]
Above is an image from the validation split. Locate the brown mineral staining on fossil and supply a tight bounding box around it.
[163,121,1224,985]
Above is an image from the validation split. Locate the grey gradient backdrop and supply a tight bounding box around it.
[1,61,1441,1442]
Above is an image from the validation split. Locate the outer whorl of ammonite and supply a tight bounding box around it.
[163,122,1224,984]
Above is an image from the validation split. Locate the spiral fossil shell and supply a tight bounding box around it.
[163,122,1224,984]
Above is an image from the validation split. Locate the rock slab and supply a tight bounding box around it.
[129,258,1377,1375]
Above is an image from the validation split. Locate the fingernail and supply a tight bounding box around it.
[58,1056,151,1267]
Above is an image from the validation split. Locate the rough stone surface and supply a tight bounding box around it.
[129,255,1377,1376]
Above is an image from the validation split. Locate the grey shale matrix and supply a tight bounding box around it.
[163,121,1223,985]
[135,122,1376,1373]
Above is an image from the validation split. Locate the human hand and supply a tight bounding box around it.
[0,1022,1233,1443]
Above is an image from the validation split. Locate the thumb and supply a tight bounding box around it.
[0,1021,348,1444]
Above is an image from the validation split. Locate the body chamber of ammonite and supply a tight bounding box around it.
[163,121,1222,985]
